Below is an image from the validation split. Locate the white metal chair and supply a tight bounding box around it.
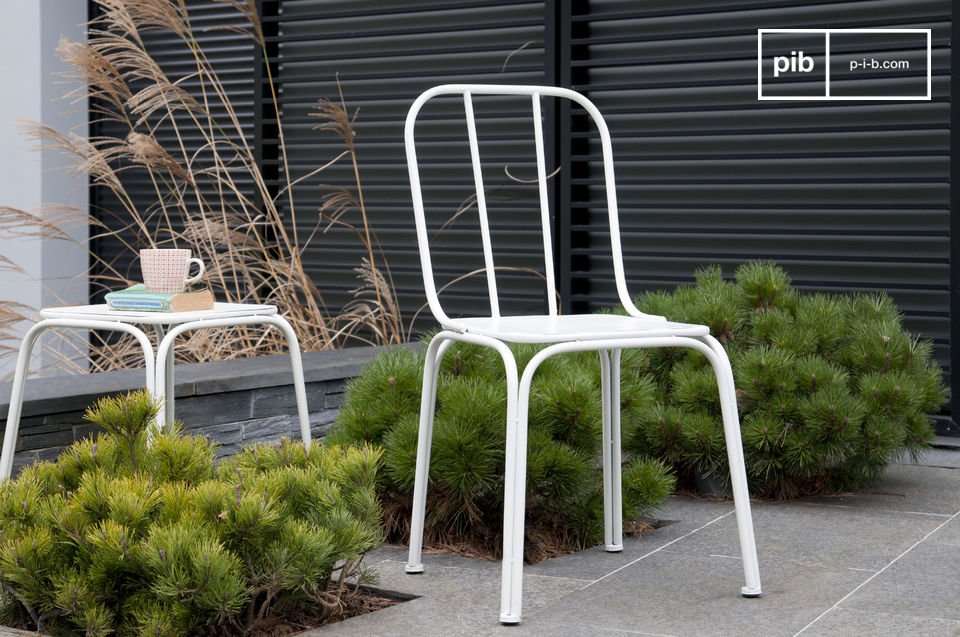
[403,84,762,624]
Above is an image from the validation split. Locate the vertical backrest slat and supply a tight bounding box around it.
[405,84,667,325]
[463,91,501,318]
[531,93,558,316]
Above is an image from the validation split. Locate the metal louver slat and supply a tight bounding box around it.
[566,0,951,410]
[270,0,546,324]
[87,0,955,430]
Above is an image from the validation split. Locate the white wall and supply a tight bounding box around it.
[0,1,88,377]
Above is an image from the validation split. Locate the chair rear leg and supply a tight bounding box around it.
[598,350,622,552]
[406,336,450,574]
[703,335,762,597]
[609,348,623,550]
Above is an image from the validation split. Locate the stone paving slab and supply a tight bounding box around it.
[0,629,41,637]
[3,450,958,637]
[800,463,960,516]
[312,451,960,636]
[800,608,960,637]
[305,559,586,637]
[928,515,960,547]
[518,550,867,637]
[833,538,960,623]
[487,619,670,636]
[527,498,735,581]
[918,444,960,469]
[657,500,947,571]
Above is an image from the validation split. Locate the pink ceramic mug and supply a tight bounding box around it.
[140,248,205,293]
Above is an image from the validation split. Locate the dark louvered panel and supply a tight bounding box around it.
[86,0,954,429]
[89,2,257,297]
[271,0,546,324]
[569,0,951,381]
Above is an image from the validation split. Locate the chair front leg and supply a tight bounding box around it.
[700,334,762,597]
[499,354,530,624]
[406,334,452,574]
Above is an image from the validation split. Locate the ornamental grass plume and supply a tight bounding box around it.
[0,0,402,378]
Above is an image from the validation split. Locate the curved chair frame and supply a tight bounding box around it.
[403,84,761,624]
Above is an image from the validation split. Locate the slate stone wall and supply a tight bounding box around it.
[0,346,407,475]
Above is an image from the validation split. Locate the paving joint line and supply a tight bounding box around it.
[795,501,952,518]
[793,506,960,636]
[583,510,736,587]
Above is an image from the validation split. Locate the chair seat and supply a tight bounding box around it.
[443,313,710,344]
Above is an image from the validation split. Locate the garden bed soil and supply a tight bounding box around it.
[0,587,405,637]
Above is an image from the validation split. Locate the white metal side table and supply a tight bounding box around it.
[0,302,311,480]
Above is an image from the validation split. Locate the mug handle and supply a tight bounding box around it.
[184,258,205,287]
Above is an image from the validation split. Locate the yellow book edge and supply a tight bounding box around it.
[167,288,215,312]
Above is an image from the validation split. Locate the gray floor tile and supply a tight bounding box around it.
[909,446,960,470]
[928,516,960,547]
[801,464,960,516]
[528,499,734,581]
[654,495,737,524]
[840,540,960,622]
[0,629,44,637]
[529,550,867,637]
[302,462,960,636]
[308,559,586,636]
[526,539,658,582]
[486,619,674,636]
[362,544,409,566]
[801,607,960,637]
[657,499,944,571]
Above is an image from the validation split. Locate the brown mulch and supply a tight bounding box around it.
[417,518,660,565]
[246,589,402,637]
[2,588,403,637]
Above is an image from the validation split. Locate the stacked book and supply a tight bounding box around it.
[105,284,215,312]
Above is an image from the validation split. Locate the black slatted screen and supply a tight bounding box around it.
[269,0,546,325]
[89,1,954,428]
[567,0,951,384]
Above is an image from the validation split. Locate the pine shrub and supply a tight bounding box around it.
[0,391,382,636]
[626,263,946,498]
[328,344,677,562]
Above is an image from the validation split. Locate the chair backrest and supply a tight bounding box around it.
[404,84,663,324]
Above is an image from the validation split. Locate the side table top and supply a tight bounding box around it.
[40,302,279,325]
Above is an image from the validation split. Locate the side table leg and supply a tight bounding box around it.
[155,315,311,450]
[164,338,175,428]
[1,320,156,479]
[153,325,176,431]
[0,322,50,481]
[266,315,311,450]
[155,335,171,436]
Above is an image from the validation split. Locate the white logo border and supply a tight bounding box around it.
[757,28,932,101]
